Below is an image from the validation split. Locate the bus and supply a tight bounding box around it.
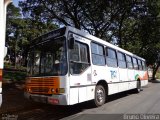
[25,26,148,106]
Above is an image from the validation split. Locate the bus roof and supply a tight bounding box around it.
[66,26,145,61]
[32,26,145,61]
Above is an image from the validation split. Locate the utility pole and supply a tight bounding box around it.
[0,0,12,106]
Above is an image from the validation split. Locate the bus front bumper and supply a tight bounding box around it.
[24,92,68,105]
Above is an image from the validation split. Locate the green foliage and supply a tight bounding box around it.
[156,71,160,79]
[19,0,139,39]
[6,0,160,79]
[3,70,26,81]
[6,3,58,67]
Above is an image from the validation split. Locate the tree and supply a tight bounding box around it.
[6,3,58,67]
[19,0,140,39]
[124,0,160,80]
[19,0,160,79]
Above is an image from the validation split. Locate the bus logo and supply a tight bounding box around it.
[110,70,117,79]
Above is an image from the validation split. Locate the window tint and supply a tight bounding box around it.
[133,58,138,70]
[108,48,116,59]
[70,43,79,61]
[117,52,126,68]
[80,44,88,63]
[126,55,133,69]
[142,61,146,70]
[70,42,90,74]
[138,59,143,70]
[106,48,117,67]
[91,42,105,66]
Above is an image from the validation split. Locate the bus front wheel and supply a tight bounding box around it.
[94,85,106,107]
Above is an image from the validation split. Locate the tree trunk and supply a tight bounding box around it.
[152,63,160,80]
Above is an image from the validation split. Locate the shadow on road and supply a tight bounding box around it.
[150,79,160,83]
[0,82,142,120]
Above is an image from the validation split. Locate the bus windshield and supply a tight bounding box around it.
[27,37,67,76]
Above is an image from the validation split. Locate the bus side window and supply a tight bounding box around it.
[91,42,105,66]
[117,52,126,68]
[70,43,79,61]
[126,55,133,69]
[133,57,138,70]
[70,42,90,74]
[138,59,143,70]
[142,61,146,70]
[106,48,117,67]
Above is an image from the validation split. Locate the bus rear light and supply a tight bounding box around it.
[48,98,59,104]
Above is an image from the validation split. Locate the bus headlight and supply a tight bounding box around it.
[27,88,31,92]
[51,88,55,93]
[59,88,65,93]
[51,88,65,93]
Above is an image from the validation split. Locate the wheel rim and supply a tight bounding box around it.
[137,81,141,91]
[96,88,104,103]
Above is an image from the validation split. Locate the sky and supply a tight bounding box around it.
[12,0,19,7]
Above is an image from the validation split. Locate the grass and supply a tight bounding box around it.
[3,64,27,82]
[4,63,27,72]
[3,70,27,82]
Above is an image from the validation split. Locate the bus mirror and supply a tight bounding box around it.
[69,37,75,49]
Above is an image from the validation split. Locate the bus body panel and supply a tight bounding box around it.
[140,70,148,87]
[118,68,128,92]
[69,66,92,104]
[69,86,95,105]
[105,67,119,95]
[141,80,148,87]
[86,86,95,100]
[128,81,137,90]
[69,88,78,105]
[128,69,136,89]
[128,69,135,81]
[91,65,108,83]
[108,84,119,95]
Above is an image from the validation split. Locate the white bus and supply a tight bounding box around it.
[25,26,148,106]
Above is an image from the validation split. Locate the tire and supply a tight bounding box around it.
[135,80,141,93]
[93,85,106,107]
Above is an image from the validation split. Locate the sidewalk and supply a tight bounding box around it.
[150,79,160,83]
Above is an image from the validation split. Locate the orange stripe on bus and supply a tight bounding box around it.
[141,72,148,80]
[0,69,2,76]
[0,69,2,81]
[26,77,60,94]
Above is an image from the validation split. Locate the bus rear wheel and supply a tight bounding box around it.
[94,85,106,107]
[135,80,141,93]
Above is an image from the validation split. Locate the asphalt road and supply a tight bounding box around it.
[62,82,160,120]
[0,82,160,120]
